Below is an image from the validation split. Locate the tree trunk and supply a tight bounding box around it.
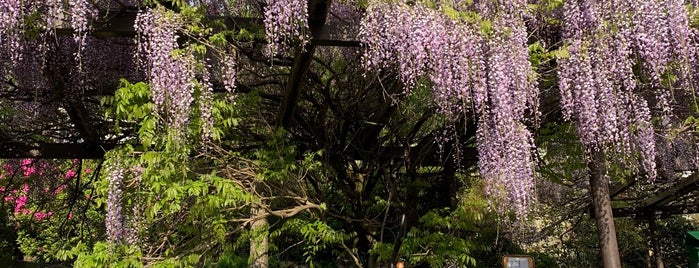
[249,203,269,268]
[588,150,621,268]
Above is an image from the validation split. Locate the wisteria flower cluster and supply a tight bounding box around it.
[558,0,694,180]
[69,0,97,43]
[0,0,24,63]
[200,70,214,139]
[263,0,309,56]
[1,1,128,101]
[360,1,538,217]
[136,8,195,134]
[630,0,692,120]
[221,54,237,94]
[106,161,125,243]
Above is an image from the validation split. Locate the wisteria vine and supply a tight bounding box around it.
[0,0,22,63]
[361,1,538,217]
[106,161,125,243]
[136,8,195,134]
[558,0,695,180]
[263,0,309,56]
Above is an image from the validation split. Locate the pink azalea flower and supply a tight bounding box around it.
[14,195,27,212]
[34,212,47,221]
[22,166,35,176]
[66,169,77,179]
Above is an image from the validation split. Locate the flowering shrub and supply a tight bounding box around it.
[0,158,102,262]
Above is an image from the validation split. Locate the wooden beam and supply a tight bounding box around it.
[614,203,699,218]
[611,172,699,217]
[54,10,360,47]
[0,143,117,159]
[610,178,636,198]
[642,172,699,208]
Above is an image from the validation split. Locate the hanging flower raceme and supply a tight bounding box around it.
[263,0,309,56]
[69,0,97,42]
[556,0,693,179]
[478,3,539,218]
[221,53,237,94]
[200,70,214,140]
[136,8,195,134]
[0,0,23,63]
[630,0,693,120]
[360,1,538,217]
[106,162,125,243]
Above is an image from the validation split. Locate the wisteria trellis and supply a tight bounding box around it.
[0,0,697,228]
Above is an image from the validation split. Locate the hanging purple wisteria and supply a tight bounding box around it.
[135,8,195,135]
[106,161,125,243]
[263,0,309,56]
[558,0,694,180]
[360,1,538,217]
[0,0,22,63]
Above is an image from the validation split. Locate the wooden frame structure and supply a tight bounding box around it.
[0,2,697,267]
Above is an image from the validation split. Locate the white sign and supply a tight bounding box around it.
[502,255,534,268]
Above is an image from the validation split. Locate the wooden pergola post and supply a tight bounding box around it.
[647,212,665,268]
[589,150,622,268]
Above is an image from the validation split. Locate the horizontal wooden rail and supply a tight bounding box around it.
[54,10,360,47]
[0,142,118,159]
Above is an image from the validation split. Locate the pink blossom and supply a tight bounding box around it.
[66,169,76,179]
[14,195,26,212]
[84,168,91,174]
[20,159,36,176]
[2,164,12,175]
[53,185,66,194]
[34,212,47,221]
[22,166,35,176]
[68,213,73,220]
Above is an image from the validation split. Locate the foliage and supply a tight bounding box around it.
[1,0,699,267]
[534,214,697,268]
[75,242,143,268]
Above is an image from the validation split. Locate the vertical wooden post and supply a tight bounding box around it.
[647,212,665,268]
[589,150,622,268]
